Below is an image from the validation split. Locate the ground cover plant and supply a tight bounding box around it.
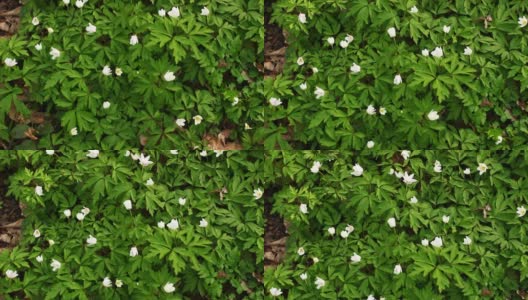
[0,150,264,299]
[268,0,528,149]
[0,0,263,149]
[264,150,528,298]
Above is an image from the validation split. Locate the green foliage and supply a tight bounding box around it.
[0,150,264,299]
[0,0,263,149]
[264,150,528,299]
[270,0,528,149]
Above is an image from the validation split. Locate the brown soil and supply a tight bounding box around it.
[264,191,288,269]
[0,0,21,37]
[264,0,286,78]
[0,170,23,252]
[263,1,289,267]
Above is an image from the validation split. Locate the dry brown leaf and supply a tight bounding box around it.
[0,16,19,34]
[0,7,21,16]
[217,59,228,68]
[204,132,242,150]
[30,112,46,124]
[263,61,274,71]
[266,47,286,57]
[139,135,148,146]
[24,127,38,140]
[8,101,25,123]
[19,202,27,216]
[0,219,23,229]
[480,99,493,107]
[0,227,21,247]
[268,236,287,246]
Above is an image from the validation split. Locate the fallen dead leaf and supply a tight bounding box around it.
[0,7,21,16]
[24,127,38,140]
[30,112,46,124]
[0,227,21,248]
[266,47,286,56]
[8,101,25,123]
[263,61,274,71]
[480,99,493,107]
[0,16,19,35]
[139,134,148,146]
[216,271,229,279]
[217,59,228,68]
[0,219,23,229]
[204,131,243,150]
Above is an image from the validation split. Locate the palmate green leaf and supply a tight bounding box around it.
[431,79,450,103]
[145,190,165,215]
[409,18,428,43]
[168,251,186,275]
[410,63,436,88]
[146,22,173,48]
[145,233,172,260]
[408,209,428,232]
[432,267,450,292]
[348,0,371,28]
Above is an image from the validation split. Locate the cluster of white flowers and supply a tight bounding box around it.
[298,13,307,24]
[428,110,440,121]
[50,259,62,272]
[102,276,123,288]
[130,246,139,257]
[253,188,263,199]
[366,105,386,115]
[4,58,17,67]
[299,203,308,214]
[85,23,96,34]
[35,185,44,196]
[123,200,133,210]
[421,235,471,247]
[269,287,283,296]
[86,234,97,246]
[350,252,361,263]
[5,269,18,279]
[129,152,154,167]
[517,206,526,217]
[297,247,305,256]
[350,63,361,73]
[310,161,322,173]
[158,7,180,18]
[340,224,354,238]
[163,282,176,293]
[339,34,354,48]
[86,150,99,158]
[157,218,180,230]
[269,97,282,107]
[393,74,402,85]
[315,276,326,289]
[73,206,91,221]
[314,87,325,99]
[163,71,176,81]
[520,16,528,27]
[390,167,418,185]
[387,217,396,228]
[351,163,364,176]
[433,160,442,173]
